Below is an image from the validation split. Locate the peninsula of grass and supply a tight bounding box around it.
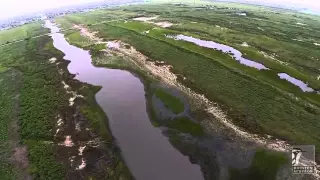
[154,88,185,114]
[167,116,204,136]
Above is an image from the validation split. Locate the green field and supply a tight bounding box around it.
[55,9,137,29]
[0,22,48,45]
[54,3,320,153]
[0,25,66,179]
[0,1,319,180]
[0,69,20,180]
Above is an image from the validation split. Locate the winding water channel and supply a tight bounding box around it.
[45,20,203,180]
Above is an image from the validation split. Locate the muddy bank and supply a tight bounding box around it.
[92,47,221,180]
[47,20,204,180]
[47,53,133,179]
[89,40,255,180]
[41,33,134,180]
[70,25,220,179]
[72,30,248,179]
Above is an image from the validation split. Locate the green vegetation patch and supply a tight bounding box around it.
[85,23,320,152]
[0,22,49,45]
[0,69,20,180]
[26,141,64,180]
[0,65,8,73]
[169,22,320,92]
[0,163,16,180]
[117,3,320,92]
[0,28,68,179]
[55,9,138,29]
[18,37,67,140]
[230,149,289,180]
[115,21,156,32]
[55,0,320,164]
[167,116,204,136]
[79,85,113,142]
[65,30,94,48]
[88,43,107,57]
[155,88,185,114]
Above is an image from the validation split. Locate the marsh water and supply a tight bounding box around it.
[278,73,314,92]
[167,34,316,92]
[45,20,203,180]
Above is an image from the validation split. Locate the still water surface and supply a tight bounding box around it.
[278,73,314,92]
[45,20,203,180]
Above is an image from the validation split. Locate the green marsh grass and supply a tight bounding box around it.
[155,88,185,114]
[88,23,320,153]
[0,22,48,45]
[229,149,289,180]
[167,116,204,136]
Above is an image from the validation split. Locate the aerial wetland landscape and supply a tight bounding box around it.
[0,0,320,180]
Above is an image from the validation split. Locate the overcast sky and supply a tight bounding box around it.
[0,0,105,20]
[0,0,319,20]
[230,0,320,9]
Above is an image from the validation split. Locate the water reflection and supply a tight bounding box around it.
[45,20,204,180]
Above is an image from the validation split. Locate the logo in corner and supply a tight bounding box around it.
[291,145,316,174]
[292,147,305,166]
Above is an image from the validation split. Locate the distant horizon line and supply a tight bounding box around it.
[1,0,319,21]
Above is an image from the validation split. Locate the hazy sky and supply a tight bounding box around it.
[0,0,319,20]
[235,0,320,9]
[0,0,104,19]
